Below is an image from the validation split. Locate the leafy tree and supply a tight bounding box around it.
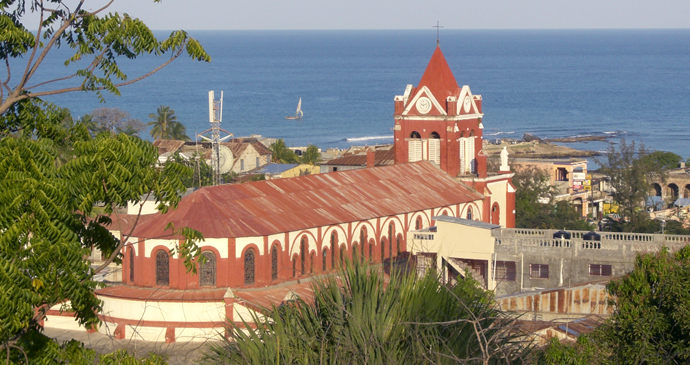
[0,0,210,115]
[90,107,145,137]
[596,139,665,232]
[208,261,528,364]
[170,152,213,188]
[148,105,190,141]
[595,246,690,364]
[537,336,607,365]
[640,151,682,170]
[513,166,593,230]
[0,0,209,360]
[269,138,298,163]
[300,144,321,165]
[0,98,203,362]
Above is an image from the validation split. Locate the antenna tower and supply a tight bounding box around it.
[197,91,233,185]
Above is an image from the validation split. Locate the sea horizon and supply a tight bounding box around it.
[35,29,690,159]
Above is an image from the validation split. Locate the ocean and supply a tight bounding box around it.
[36,29,690,159]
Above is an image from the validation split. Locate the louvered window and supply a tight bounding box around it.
[244,249,255,285]
[155,250,169,286]
[459,137,476,175]
[200,251,216,287]
[408,140,422,162]
[428,138,440,165]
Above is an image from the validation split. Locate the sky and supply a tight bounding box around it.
[81,0,689,30]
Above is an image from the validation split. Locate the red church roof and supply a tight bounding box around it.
[416,46,460,101]
[132,161,484,239]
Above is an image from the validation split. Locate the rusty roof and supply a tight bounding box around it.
[152,139,185,155]
[132,161,484,239]
[324,149,395,167]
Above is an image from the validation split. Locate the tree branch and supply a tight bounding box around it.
[27,43,186,99]
[78,0,115,17]
[20,0,85,91]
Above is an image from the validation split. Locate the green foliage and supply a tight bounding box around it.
[208,260,528,364]
[0,0,210,114]
[640,151,682,170]
[537,336,607,365]
[170,152,213,188]
[300,144,321,165]
[148,105,190,141]
[595,246,690,365]
[0,99,201,360]
[596,139,665,232]
[269,138,298,163]
[513,167,594,230]
[250,173,266,181]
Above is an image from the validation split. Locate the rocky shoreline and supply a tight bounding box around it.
[483,132,612,160]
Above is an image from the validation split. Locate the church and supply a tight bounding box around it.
[46,45,515,343]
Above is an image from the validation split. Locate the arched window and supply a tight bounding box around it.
[340,245,346,267]
[380,238,385,262]
[330,232,337,269]
[128,248,134,282]
[397,235,402,256]
[244,248,255,285]
[409,131,422,162]
[353,243,358,261]
[271,245,278,280]
[310,252,315,274]
[292,256,297,277]
[155,250,169,286]
[491,203,500,226]
[467,206,473,220]
[369,239,373,262]
[388,223,394,260]
[200,251,216,287]
[300,237,307,275]
[322,248,328,271]
[415,216,422,230]
[360,227,367,260]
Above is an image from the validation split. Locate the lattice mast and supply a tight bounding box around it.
[197,91,233,185]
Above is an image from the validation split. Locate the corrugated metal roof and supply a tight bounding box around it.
[133,161,485,239]
[324,149,395,166]
[152,139,185,155]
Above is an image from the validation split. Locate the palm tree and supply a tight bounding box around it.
[207,260,529,364]
[169,119,190,141]
[148,105,183,140]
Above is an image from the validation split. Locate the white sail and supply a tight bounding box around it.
[295,97,302,116]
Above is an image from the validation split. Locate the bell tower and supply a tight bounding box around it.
[393,46,487,178]
[393,46,515,228]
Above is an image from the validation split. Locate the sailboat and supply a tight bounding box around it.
[285,98,303,120]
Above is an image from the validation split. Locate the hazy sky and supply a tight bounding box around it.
[89,0,689,30]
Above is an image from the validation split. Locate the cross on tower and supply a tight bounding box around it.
[433,21,444,46]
